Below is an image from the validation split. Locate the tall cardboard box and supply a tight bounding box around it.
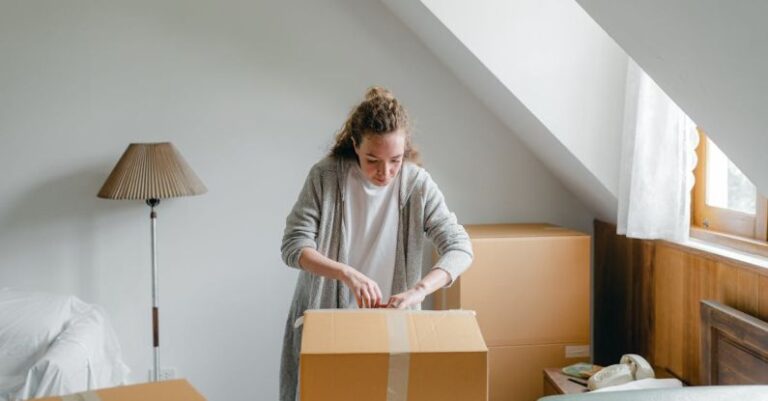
[435,224,591,401]
[29,379,206,401]
[300,309,488,401]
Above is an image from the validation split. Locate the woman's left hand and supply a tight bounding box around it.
[386,286,427,309]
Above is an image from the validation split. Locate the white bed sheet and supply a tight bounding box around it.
[0,288,129,401]
[590,378,684,393]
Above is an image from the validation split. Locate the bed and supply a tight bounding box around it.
[0,288,130,401]
[539,300,768,400]
[700,300,768,385]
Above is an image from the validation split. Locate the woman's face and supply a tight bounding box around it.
[354,129,406,187]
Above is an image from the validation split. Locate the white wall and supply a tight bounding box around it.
[0,1,593,400]
[576,0,768,197]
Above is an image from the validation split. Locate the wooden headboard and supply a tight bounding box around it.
[701,300,768,385]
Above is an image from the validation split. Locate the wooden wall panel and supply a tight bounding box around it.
[593,222,653,365]
[715,262,739,307]
[681,253,714,383]
[652,244,685,377]
[594,220,768,385]
[760,276,768,322]
[737,268,759,315]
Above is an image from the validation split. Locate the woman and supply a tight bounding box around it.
[279,87,473,401]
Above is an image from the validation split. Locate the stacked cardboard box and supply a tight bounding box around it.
[435,224,591,401]
[300,309,488,401]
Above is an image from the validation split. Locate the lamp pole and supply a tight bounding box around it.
[147,198,160,382]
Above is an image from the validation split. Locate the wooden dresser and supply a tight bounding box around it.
[434,224,591,401]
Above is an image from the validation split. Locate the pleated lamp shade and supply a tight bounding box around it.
[98,142,207,200]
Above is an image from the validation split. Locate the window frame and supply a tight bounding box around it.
[691,128,768,256]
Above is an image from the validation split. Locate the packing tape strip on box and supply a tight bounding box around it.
[387,312,410,401]
[61,392,102,401]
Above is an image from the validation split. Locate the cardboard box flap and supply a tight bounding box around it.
[300,309,487,355]
[30,379,205,401]
[466,223,588,239]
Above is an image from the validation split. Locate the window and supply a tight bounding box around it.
[692,128,768,254]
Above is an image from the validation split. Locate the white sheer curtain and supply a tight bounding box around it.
[617,59,698,242]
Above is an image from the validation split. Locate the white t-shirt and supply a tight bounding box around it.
[343,162,400,302]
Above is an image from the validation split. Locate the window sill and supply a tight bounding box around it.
[690,226,768,257]
[674,228,768,270]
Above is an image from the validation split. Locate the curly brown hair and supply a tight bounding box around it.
[330,86,420,165]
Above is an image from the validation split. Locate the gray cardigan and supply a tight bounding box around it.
[279,156,473,401]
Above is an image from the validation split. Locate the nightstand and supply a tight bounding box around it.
[543,366,680,395]
[543,368,588,395]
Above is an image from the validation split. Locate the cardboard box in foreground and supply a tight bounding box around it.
[300,309,488,401]
[28,379,205,401]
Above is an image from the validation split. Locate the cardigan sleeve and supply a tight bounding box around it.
[422,172,473,286]
[280,164,323,269]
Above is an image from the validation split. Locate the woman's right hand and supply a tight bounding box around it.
[341,266,383,308]
[297,248,384,308]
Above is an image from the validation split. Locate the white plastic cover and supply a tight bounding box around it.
[590,378,683,393]
[0,288,130,401]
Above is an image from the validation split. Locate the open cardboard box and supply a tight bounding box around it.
[28,379,205,401]
[300,309,488,401]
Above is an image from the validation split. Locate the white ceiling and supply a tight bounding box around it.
[576,0,768,197]
[384,0,627,222]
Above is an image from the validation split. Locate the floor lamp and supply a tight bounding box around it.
[98,142,207,382]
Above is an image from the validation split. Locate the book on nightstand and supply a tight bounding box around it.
[562,362,602,379]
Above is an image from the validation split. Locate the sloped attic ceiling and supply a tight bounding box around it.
[383,0,628,223]
[576,0,768,197]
